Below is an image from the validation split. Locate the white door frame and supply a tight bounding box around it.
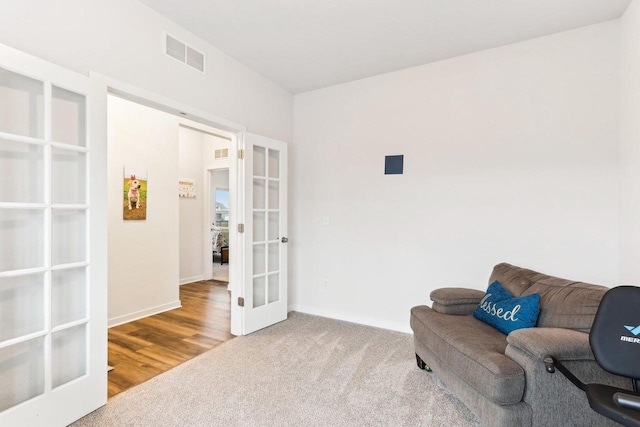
[90,72,244,336]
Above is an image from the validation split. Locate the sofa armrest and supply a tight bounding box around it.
[429,287,485,315]
[506,327,593,361]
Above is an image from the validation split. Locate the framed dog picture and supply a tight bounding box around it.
[123,167,148,220]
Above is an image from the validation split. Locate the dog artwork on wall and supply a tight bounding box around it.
[123,167,148,220]
[128,176,141,210]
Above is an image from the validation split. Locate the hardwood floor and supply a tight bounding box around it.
[107,280,233,398]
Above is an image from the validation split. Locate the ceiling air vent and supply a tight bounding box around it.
[165,34,205,73]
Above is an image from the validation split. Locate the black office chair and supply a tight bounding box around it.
[544,286,640,426]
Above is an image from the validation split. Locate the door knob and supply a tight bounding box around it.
[281,237,289,243]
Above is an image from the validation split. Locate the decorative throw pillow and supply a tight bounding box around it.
[473,280,541,335]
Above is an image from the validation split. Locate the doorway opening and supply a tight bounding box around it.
[177,125,233,287]
[210,169,230,282]
[106,94,238,398]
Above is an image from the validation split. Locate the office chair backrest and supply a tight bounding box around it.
[590,286,640,381]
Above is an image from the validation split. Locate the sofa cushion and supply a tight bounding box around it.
[488,263,533,297]
[473,281,540,334]
[411,305,525,405]
[489,263,608,333]
[522,281,606,333]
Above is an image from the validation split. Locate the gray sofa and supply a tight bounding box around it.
[410,263,632,427]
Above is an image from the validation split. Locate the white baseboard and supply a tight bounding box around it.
[108,300,182,328]
[179,275,205,285]
[288,304,412,334]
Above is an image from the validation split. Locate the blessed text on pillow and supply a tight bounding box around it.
[473,281,540,335]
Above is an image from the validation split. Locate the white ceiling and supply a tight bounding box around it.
[139,0,632,94]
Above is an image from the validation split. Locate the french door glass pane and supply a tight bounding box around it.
[253,212,265,242]
[268,273,280,304]
[253,146,266,177]
[268,181,279,209]
[51,86,86,147]
[268,149,279,178]
[253,243,265,275]
[268,212,279,241]
[52,324,86,388]
[0,67,44,138]
[0,209,44,272]
[51,148,86,204]
[253,276,265,308]
[51,209,86,265]
[0,274,45,342]
[52,267,87,327]
[253,178,265,209]
[0,139,45,203]
[0,338,45,412]
[268,243,279,273]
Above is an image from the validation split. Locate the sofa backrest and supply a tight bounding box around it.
[489,263,608,333]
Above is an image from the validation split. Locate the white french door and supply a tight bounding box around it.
[0,44,107,426]
[242,133,288,334]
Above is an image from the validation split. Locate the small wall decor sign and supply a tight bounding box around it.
[385,155,404,175]
[179,180,196,198]
[123,167,148,221]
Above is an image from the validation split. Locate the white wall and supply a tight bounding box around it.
[178,127,206,284]
[0,0,292,142]
[619,1,640,283]
[107,95,181,325]
[203,134,232,170]
[291,22,620,332]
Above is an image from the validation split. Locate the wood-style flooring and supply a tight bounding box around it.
[107,280,233,398]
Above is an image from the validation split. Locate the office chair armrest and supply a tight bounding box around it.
[506,327,593,361]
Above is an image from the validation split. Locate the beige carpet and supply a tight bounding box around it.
[211,257,229,281]
[74,312,479,426]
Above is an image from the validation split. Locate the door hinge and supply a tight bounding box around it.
[238,223,245,233]
[238,297,244,307]
[238,149,245,159]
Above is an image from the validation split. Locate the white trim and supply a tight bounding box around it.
[51,204,90,210]
[51,318,89,333]
[107,300,182,328]
[50,142,89,152]
[0,266,48,278]
[0,330,48,350]
[179,275,205,285]
[0,203,47,209]
[0,131,47,145]
[288,305,412,334]
[51,261,90,271]
[179,123,231,141]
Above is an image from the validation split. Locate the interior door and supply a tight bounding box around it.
[0,44,107,426]
[242,133,288,334]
